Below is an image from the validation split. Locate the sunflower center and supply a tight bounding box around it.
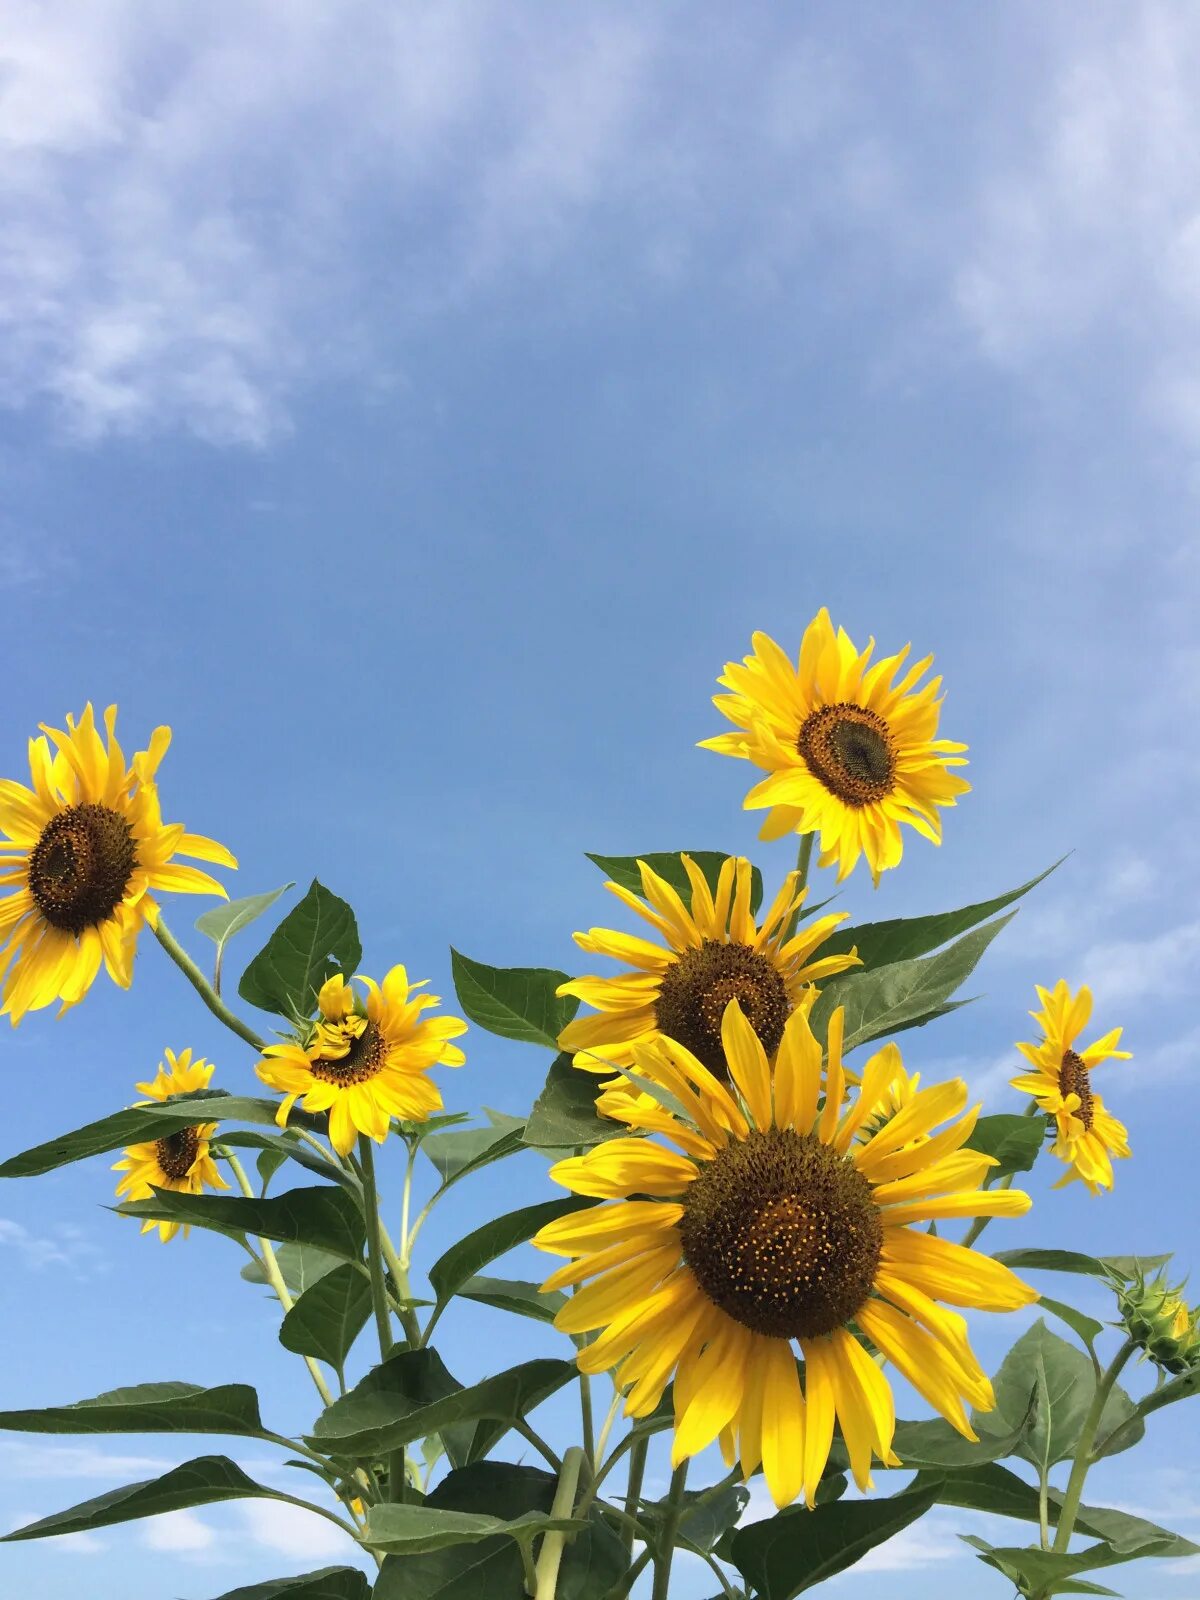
[308,1022,388,1087]
[655,940,790,1079]
[679,1126,882,1339]
[154,1126,201,1181]
[1058,1049,1095,1131]
[798,703,896,807]
[27,803,137,935]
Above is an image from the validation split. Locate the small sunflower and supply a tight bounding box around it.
[0,704,236,1023]
[256,969,467,1156]
[535,1001,1035,1508]
[112,1048,228,1242]
[1012,980,1131,1194]
[700,609,970,885]
[557,855,858,1079]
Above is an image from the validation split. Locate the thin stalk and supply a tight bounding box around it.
[579,1372,596,1468]
[357,1138,396,1359]
[225,1153,335,1409]
[400,1138,417,1262]
[616,1545,652,1599]
[959,1171,1015,1250]
[650,1461,690,1600]
[592,1388,623,1473]
[620,1435,648,1556]
[1052,1338,1137,1553]
[1038,1466,1051,1550]
[151,915,266,1050]
[515,1420,563,1474]
[269,1488,361,1540]
[376,1218,423,1347]
[795,830,816,895]
[533,1446,584,1600]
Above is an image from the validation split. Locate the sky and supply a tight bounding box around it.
[2,2,1200,1596]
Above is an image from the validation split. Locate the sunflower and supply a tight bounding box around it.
[256,969,467,1156]
[1012,980,1131,1194]
[535,1000,1034,1508]
[0,704,236,1023]
[112,1048,228,1242]
[557,855,858,1080]
[700,609,970,885]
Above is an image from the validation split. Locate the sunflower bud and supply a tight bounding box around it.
[1118,1269,1200,1375]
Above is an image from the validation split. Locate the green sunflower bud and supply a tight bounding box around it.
[1118,1269,1200,1375]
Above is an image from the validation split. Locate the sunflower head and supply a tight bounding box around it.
[255,965,467,1156]
[535,999,1034,1509]
[699,610,970,884]
[1118,1269,1200,1375]
[556,854,858,1081]
[112,1048,228,1242]
[1012,980,1131,1194]
[0,704,236,1024]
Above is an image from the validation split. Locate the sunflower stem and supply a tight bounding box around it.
[533,1445,584,1600]
[1051,1337,1136,1555]
[620,1435,648,1556]
[358,1139,397,1359]
[795,830,816,894]
[650,1460,689,1600]
[151,915,266,1050]
[579,1372,596,1468]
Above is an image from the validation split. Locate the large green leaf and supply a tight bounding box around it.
[201,1572,370,1600]
[309,1358,576,1463]
[118,1184,365,1262]
[373,1463,625,1600]
[989,1320,1137,1470]
[421,1115,527,1187]
[967,1114,1045,1177]
[522,1055,627,1154]
[239,880,362,1019]
[1037,1296,1106,1359]
[0,1382,263,1438]
[890,1407,1029,1468]
[995,1248,1171,1281]
[809,915,1015,1052]
[241,1242,347,1295]
[0,1091,318,1180]
[362,1503,581,1555]
[965,1524,1196,1594]
[450,950,578,1048]
[585,850,764,916]
[279,1264,373,1370]
[307,1348,461,1454]
[817,862,1061,968]
[457,1276,565,1324]
[196,884,295,978]
[217,1131,361,1198]
[729,1480,942,1597]
[428,1196,594,1307]
[2,1456,286,1541]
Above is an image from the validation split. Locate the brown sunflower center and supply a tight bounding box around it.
[154,1126,201,1181]
[655,940,790,1080]
[679,1126,882,1339]
[798,703,896,806]
[1058,1049,1095,1131]
[308,1021,388,1087]
[27,804,137,935]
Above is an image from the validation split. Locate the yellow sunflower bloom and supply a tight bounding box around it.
[1012,980,1131,1194]
[700,610,970,885]
[112,1048,228,1242]
[557,855,858,1079]
[256,969,467,1156]
[0,704,236,1023]
[535,1000,1035,1509]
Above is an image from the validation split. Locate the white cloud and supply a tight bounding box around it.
[140,1507,216,1553]
[1077,920,1200,1008]
[0,1217,105,1275]
[0,1442,171,1480]
[237,1499,356,1559]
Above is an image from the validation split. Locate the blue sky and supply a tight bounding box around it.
[2,3,1200,1596]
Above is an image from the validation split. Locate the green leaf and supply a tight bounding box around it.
[995,1248,1172,1282]
[363,1503,581,1555]
[989,1320,1137,1469]
[809,915,1015,1053]
[428,1196,595,1307]
[0,1091,320,1180]
[1131,1365,1200,1421]
[118,1184,365,1262]
[890,1408,1029,1468]
[967,1114,1045,1177]
[523,1055,628,1154]
[2,1455,286,1541]
[729,1480,942,1597]
[310,1347,462,1454]
[239,879,362,1019]
[457,1276,566,1325]
[200,1572,370,1600]
[450,950,578,1048]
[817,861,1062,968]
[1037,1295,1106,1356]
[217,1131,362,1198]
[1098,1253,1173,1280]
[421,1115,527,1187]
[309,1357,576,1463]
[964,1520,1196,1594]
[641,1483,749,1555]
[0,1382,264,1438]
[240,1242,346,1295]
[585,850,764,916]
[279,1264,372,1369]
[196,883,294,963]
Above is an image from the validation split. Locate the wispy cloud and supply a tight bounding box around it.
[0,1217,105,1276]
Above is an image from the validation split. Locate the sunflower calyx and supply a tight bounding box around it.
[1118,1269,1200,1375]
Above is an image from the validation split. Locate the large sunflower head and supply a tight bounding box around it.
[535,1001,1035,1509]
[256,968,467,1156]
[112,1048,228,1243]
[0,704,237,1024]
[700,610,970,885]
[1012,980,1131,1195]
[556,854,859,1081]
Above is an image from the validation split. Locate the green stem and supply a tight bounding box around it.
[795,830,816,895]
[579,1372,596,1468]
[614,1547,652,1600]
[959,1171,1015,1250]
[650,1461,689,1600]
[533,1445,585,1600]
[592,1388,623,1474]
[515,1420,563,1474]
[1052,1338,1137,1553]
[357,1139,396,1359]
[1038,1465,1050,1550]
[151,915,266,1050]
[620,1435,648,1556]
